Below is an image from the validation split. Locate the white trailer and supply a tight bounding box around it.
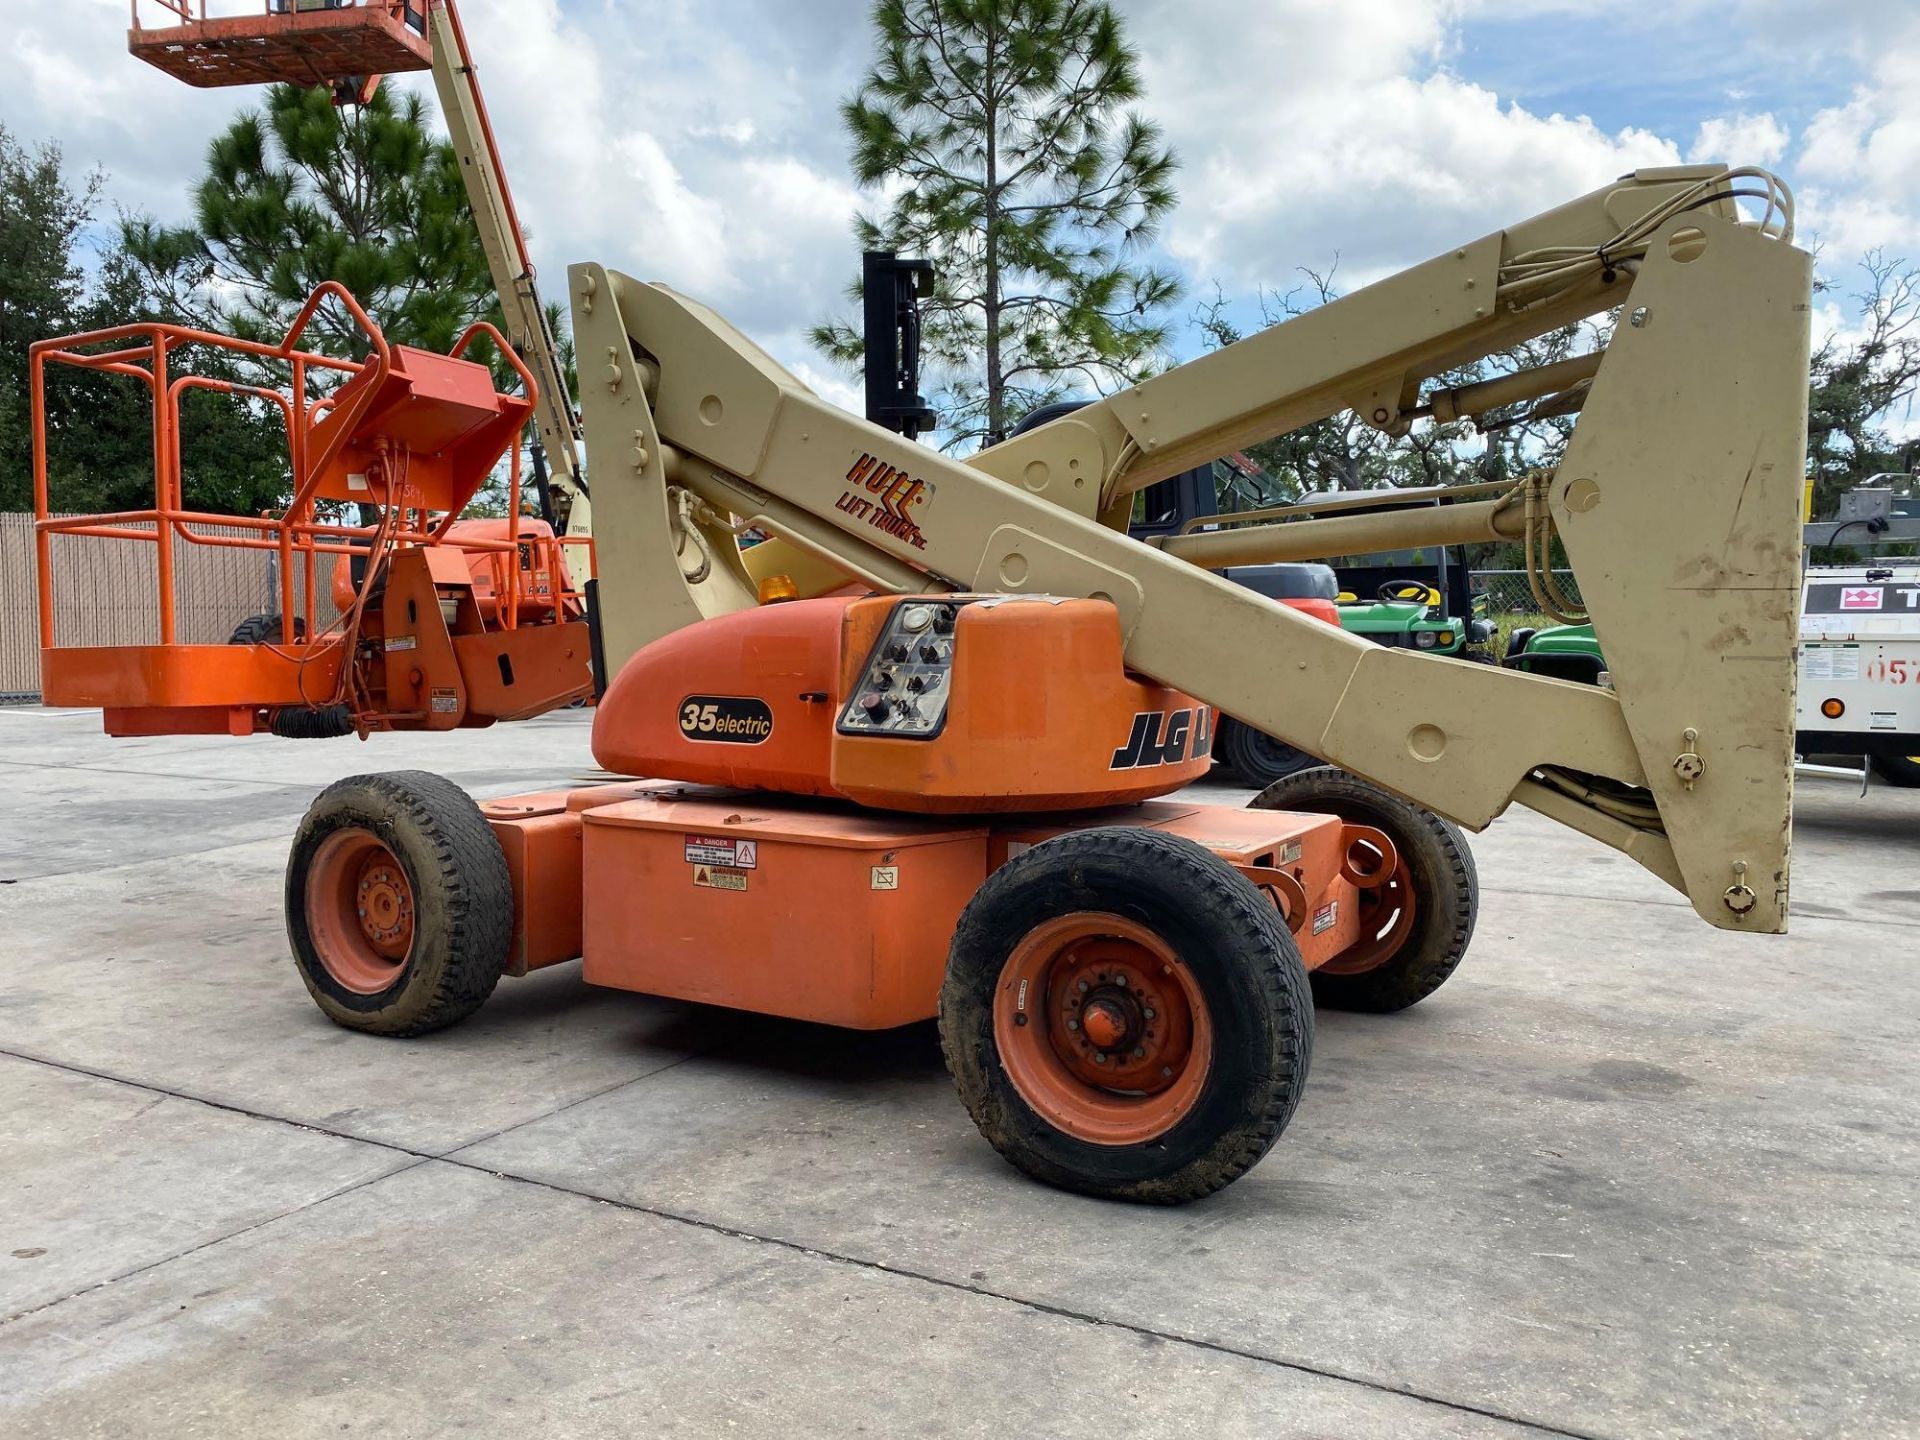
[1798,565,1920,785]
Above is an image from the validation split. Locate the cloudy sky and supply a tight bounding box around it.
[10,0,1919,412]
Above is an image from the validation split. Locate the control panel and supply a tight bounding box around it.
[838,599,966,740]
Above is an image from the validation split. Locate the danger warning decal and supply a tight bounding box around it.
[685,835,759,869]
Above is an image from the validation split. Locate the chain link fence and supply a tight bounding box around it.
[1,513,347,703]
[1470,569,1586,655]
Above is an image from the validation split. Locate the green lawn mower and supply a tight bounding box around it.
[1336,580,1494,659]
[1503,621,1605,684]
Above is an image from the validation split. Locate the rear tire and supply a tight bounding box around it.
[1218,718,1319,788]
[228,613,353,738]
[1871,754,1920,788]
[286,771,512,1036]
[1250,766,1477,1013]
[940,827,1313,1203]
[270,705,356,740]
[228,612,304,645]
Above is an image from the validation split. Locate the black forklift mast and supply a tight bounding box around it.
[860,251,938,440]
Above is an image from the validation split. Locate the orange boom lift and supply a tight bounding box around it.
[32,286,593,736]
[32,1,1810,1202]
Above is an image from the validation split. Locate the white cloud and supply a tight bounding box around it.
[5,0,1918,386]
[1132,0,1680,292]
[790,358,865,415]
[1772,3,1920,268]
[1691,112,1789,166]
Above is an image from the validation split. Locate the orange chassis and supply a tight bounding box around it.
[456,592,1409,1032]
[479,777,1398,1030]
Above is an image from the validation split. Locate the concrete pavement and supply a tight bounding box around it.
[0,706,1914,1438]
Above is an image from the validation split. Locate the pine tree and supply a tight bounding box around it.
[123,81,503,361]
[813,0,1180,447]
[0,125,99,513]
[0,123,284,516]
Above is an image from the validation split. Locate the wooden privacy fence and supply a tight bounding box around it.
[1,512,345,699]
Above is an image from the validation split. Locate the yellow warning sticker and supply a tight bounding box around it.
[693,865,749,892]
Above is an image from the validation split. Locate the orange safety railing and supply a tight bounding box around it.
[131,2,428,33]
[32,285,588,709]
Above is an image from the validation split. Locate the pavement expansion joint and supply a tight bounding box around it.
[2,1044,1613,1440]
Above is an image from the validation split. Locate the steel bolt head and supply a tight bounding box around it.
[1066,1019,1079,1031]
[1143,1008,1156,1020]
[1093,1053,1108,1064]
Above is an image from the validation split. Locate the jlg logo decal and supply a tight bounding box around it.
[1110,708,1213,770]
[837,453,930,550]
[678,695,774,743]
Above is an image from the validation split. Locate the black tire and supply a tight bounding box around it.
[1250,766,1477,1013]
[285,771,512,1036]
[228,612,305,645]
[940,826,1313,1204]
[270,705,356,740]
[1871,754,1920,787]
[1218,717,1319,788]
[229,613,353,738]
[1459,647,1499,665]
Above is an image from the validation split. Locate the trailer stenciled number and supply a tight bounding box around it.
[1865,657,1920,684]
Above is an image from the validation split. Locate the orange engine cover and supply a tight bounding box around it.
[592,594,1214,813]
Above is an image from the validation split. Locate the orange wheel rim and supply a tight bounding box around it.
[1319,855,1417,976]
[306,828,415,995]
[992,912,1213,1146]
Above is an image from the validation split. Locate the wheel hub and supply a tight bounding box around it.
[1318,844,1417,976]
[356,863,413,950]
[1078,993,1133,1051]
[305,827,416,994]
[1051,951,1192,1091]
[992,913,1214,1146]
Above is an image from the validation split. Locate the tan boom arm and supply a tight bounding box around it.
[427,2,589,549]
[568,165,1811,934]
